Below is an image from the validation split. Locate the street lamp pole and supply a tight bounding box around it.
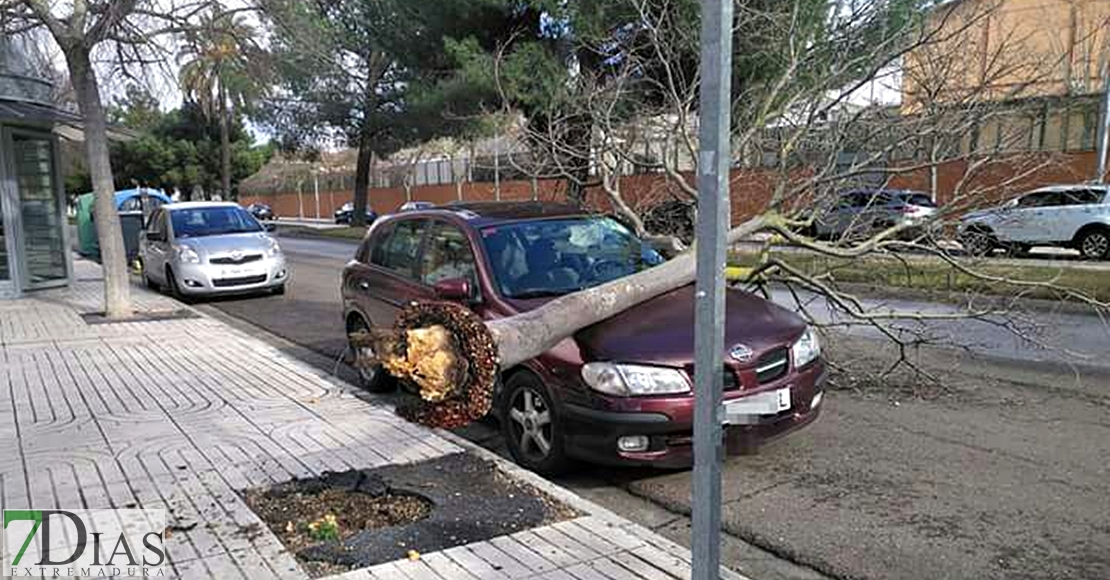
[692,0,734,579]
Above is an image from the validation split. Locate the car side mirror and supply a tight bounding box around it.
[433,278,473,302]
[264,223,277,232]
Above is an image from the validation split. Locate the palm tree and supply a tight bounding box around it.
[179,6,262,200]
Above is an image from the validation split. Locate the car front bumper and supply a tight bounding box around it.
[561,360,827,468]
[174,254,289,295]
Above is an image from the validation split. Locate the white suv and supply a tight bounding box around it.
[958,185,1110,259]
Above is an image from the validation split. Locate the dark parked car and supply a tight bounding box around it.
[334,201,379,225]
[342,202,825,473]
[246,202,275,221]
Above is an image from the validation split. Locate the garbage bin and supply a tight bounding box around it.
[75,192,97,257]
[74,188,171,261]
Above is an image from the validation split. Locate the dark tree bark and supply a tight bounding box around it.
[352,128,373,227]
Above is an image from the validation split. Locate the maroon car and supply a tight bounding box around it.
[342,202,826,473]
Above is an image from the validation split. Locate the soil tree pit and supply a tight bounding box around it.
[242,452,576,577]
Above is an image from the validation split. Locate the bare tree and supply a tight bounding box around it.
[0,0,218,317]
[351,0,1108,428]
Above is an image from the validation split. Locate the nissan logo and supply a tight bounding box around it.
[728,343,754,363]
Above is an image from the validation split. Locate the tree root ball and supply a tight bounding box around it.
[388,301,499,429]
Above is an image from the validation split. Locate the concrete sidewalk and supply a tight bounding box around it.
[0,259,746,580]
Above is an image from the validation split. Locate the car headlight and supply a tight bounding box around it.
[266,239,282,257]
[581,363,690,396]
[791,326,821,368]
[174,244,201,264]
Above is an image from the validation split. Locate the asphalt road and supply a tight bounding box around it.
[203,234,1110,580]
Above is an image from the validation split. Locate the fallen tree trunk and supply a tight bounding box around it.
[352,215,769,428]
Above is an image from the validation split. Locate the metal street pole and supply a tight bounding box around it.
[314,172,321,219]
[1095,64,1110,184]
[693,0,733,578]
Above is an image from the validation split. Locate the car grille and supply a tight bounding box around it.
[210,253,262,265]
[684,365,741,391]
[755,347,789,384]
[212,274,267,287]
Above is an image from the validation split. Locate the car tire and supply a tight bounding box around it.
[272,284,286,296]
[501,372,570,475]
[960,229,996,257]
[346,315,395,393]
[1077,228,1110,260]
[165,267,194,304]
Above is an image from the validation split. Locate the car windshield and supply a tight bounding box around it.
[171,206,262,238]
[480,217,665,299]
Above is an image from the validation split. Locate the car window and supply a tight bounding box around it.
[170,206,263,238]
[1017,192,1059,207]
[1061,189,1104,205]
[480,217,663,299]
[377,219,427,279]
[146,208,164,236]
[422,222,479,293]
[369,223,394,266]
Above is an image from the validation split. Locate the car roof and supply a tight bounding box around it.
[399,201,592,226]
[1026,184,1110,194]
[163,201,241,210]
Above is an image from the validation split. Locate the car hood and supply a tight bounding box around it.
[177,232,274,258]
[507,284,807,367]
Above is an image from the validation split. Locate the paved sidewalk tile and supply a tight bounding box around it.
[0,263,748,580]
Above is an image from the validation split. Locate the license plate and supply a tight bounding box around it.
[723,387,791,424]
[220,267,255,278]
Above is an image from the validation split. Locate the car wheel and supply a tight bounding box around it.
[960,229,995,257]
[347,315,395,393]
[165,267,194,304]
[272,284,286,296]
[1078,228,1110,260]
[501,372,570,475]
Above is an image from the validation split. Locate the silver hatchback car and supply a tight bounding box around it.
[139,202,288,299]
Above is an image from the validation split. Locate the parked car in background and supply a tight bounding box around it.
[246,202,275,221]
[805,188,937,241]
[399,201,435,212]
[334,202,379,225]
[140,202,287,300]
[959,185,1110,259]
[341,202,825,473]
